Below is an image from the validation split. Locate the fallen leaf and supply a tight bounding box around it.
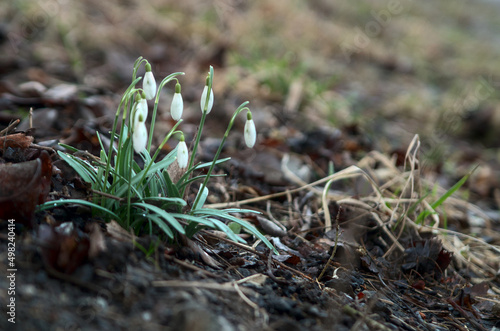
[257,216,287,237]
[0,150,52,226]
[0,132,34,150]
[402,239,453,280]
[106,220,134,242]
[86,223,106,259]
[37,222,90,274]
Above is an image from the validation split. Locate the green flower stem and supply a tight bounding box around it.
[147,73,185,152]
[187,66,214,172]
[188,110,207,171]
[181,66,214,200]
[139,122,184,186]
[132,57,147,81]
[102,78,141,206]
[191,102,250,211]
[126,128,134,227]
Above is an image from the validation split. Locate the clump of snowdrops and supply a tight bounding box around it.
[40,57,274,251]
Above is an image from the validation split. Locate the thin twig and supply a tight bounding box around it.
[205,166,367,209]
[29,143,55,153]
[446,298,488,331]
[342,305,393,331]
[0,119,20,135]
[317,206,341,282]
[91,189,125,202]
[163,254,219,278]
[266,249,286,284]
[200,229,314,282]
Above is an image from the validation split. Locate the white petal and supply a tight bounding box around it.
[143,71,156,100]
[244,119,256,148]
[200,86,214,114]
[132,122,148,153]
[170,93,184,121]
[134,98,148,125]
[177,141,189,169]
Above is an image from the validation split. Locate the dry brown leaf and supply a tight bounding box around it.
[86,223,107,259]
[106,220,135,242]
[0,151,52,226]
[0,133,34,150]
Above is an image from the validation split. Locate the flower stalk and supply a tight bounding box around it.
[191,101,250,211]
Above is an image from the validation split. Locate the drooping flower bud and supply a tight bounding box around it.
[134,92,148,126]
[143,63,156,100]
[176,134,188,169]
[170,83,183,121]
[200,75,214,114]
[132,121,148,153]
[244,110,256,148]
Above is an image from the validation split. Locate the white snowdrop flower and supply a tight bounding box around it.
[244,111,256,148]
[134,93,148,126]
[142,63,156,100]
[133,121,148,153]
[200,76,214,114]
[176,135,189,169]
[170,83,183,121]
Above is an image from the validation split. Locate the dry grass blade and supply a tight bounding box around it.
[322,165,383,231]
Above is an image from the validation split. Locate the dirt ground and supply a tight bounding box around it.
[1,1,500,330]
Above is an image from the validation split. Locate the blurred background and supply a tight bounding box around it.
[1,0,499,194]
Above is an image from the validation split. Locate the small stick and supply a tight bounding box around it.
[446,298,488,331]
[29,143,55,153]
[317,206,342,282]
[163,254,219,278]
[29,107,33,129]
[342,305,393,331]
[91,189,124,202]
[0,119,20,135]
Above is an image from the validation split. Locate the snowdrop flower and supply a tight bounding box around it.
[170,83,183,121]
[200,76,214,114]
[142,63,156,100]
[244,110,256,148]
[132,92,148,153]
[176,134,188,169]
[134,92,148,125]
[133,121,148,153]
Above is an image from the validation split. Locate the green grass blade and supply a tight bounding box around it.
[58,143,80,153]
[57,151,97,184]
[139,196,186,206]
[114,150,177,197]
[163,169,181,198]
[132,202,185,235]
[192,209,277,253]
[415,165,478,224]
[431,166,478,209]
[38,199,120,220]
[206,217,243,243]
[169,213,216,228]
[148,214,174,238]
[178,157,231,184]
